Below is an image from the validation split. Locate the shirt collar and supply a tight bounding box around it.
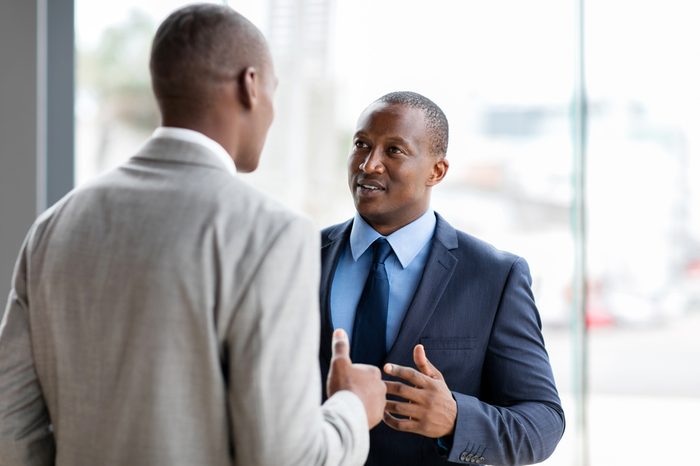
[152,127,237,176]
[349,209,436,269]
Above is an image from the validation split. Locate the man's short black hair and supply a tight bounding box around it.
[149,3,268,112]
[375,91,449,157]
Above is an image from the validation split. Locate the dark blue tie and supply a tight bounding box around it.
[351,238,393,367]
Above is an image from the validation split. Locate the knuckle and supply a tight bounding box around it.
[331,356,346,366]
[333,342,346,354]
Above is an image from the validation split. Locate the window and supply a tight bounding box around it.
[75,1,700,463]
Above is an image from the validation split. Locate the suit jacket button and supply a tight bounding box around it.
[460,453,468,462]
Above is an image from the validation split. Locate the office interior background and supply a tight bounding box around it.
[1,0,699,464]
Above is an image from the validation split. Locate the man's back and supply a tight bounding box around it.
[0,138,367,465]
[2,5,387,464]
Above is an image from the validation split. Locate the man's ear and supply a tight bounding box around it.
[238,66,259,110]
[427,157,449,186]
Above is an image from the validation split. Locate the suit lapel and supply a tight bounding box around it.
[385,214,459,364]
[319,220,353,367]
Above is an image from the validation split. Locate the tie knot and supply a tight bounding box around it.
[372,238,393,265]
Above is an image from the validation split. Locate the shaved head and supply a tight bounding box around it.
[375,91,449,157]
[150,3,270,115]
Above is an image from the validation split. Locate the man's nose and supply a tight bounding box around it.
[360,149,384,174]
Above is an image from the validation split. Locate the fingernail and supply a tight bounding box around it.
[384,364,393,373]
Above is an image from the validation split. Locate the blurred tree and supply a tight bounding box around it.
[78,9,159,170]
[80,9,157,127]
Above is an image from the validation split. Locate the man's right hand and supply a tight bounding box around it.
[326,328,386,428]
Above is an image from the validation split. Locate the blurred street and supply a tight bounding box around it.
[542,310,700,465]
[546,310,700,398]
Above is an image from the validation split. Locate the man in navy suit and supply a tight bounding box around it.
[319,91,565,465]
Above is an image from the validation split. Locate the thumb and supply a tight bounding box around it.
[414,344,442,380]
[331,328,351,363]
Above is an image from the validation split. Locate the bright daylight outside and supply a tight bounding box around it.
[76,1,700,464]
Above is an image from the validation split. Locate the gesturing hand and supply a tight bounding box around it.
[383,344,457,438]
[327,329,387,428]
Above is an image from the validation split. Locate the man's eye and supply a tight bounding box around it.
[388,146,404,155]
[354,140,369,149]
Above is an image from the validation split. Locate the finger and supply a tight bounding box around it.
[353,364,384,386]
[331,328,351,362]
[384,381,421,402]
[413,344,443,380]
[384,362,428,388]
[383,411,421,433]
[385,400,422,419]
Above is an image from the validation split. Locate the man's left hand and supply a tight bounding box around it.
[383,344,457,438]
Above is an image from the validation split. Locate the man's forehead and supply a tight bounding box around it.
[362,101,418,117]
[356,102,427,135]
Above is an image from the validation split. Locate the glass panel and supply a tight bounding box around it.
[585,0,700,464]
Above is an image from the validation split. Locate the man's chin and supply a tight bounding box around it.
[235,155,261,173]
[354,202,384,220]
[356,209,388,229]
[236,164,257,174]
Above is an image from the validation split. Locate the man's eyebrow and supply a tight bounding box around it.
[382,136,417,153]
[384,136,412,146]
[352,132,414,150]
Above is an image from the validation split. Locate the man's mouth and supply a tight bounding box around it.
[356,179,385,192]
[358,183,384,191]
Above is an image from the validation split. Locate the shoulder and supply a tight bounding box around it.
[321,219,353,246]
[215,178,316,248]
[23,182,88,250]
[436,213,525,274]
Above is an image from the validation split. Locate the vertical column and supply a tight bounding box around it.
[46,0,75,206]
[0,0,74,319]
[571,0,589,464]
[0,1,42,314]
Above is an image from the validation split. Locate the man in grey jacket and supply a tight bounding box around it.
[0,4,385,466]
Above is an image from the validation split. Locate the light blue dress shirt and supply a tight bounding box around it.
[330,209,436,351]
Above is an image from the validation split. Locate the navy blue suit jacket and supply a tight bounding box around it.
[319,213,565,465]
